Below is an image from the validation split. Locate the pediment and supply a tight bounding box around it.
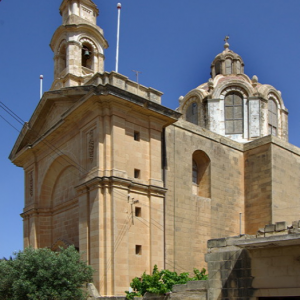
[37,102,71,137]
[10,90,83,162]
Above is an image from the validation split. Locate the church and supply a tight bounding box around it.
[9,0,300,297]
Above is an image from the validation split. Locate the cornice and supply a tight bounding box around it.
[75,176,167,197]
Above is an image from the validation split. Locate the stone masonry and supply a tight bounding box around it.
[9,0,300,296]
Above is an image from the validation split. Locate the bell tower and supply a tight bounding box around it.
[50,0,108,90]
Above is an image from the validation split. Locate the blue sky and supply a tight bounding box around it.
[1,0,300,258]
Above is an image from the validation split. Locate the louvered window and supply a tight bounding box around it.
[268,99,277,136]
[225,59,232,74]
[186,102,198,125]
[215,60,221,75]
[225,92,243,134]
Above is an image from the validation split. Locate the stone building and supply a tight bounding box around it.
[142,222,300,300]
[9,0,300,296]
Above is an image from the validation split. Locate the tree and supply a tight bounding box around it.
[0,246,93,300]
[125,265,208,299]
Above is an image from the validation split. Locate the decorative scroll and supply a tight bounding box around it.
[29,171,33,197]
[88,130,95,162]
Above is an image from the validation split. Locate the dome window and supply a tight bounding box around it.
[225,59,232,75]
[215,60,221,76]
[225,92,243,134]
[186,102,198,125]
[268,99,277,136]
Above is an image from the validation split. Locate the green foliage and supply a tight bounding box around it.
[192,268,208,281]
[125,265,208,299]
[0,246,94,300]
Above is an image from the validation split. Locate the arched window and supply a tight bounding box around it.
[57,42,66,74]
[192,151,211,198]
[186,102,198,125]
[224,92,243,134]
[215,60,221,75]
[225,59,232,74]
[268,99,277,136]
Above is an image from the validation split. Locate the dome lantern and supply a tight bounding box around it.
[211,37,244,78]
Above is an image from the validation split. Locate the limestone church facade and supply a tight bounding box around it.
[9,0,300,296]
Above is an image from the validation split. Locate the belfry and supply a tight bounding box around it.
[51,0,108,89]
[9,1,300,297]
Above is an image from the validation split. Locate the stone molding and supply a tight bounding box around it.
[75,176,167,198]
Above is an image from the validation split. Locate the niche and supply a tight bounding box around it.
[192,150,211,198]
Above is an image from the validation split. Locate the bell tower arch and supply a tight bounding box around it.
[50,0,108,90]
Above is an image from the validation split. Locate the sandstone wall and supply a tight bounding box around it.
[165,120,245,273]
[271,142,300,225]
[244,143,272,234]
[244,137,300,234]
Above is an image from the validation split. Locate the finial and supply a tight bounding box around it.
[224,35,230,50]
[251,75,258,83]
[251,75,258,88]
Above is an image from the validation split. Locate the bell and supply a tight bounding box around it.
[83,49,90,59]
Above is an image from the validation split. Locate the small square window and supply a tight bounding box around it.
[135,245,142,255]
[135,207,141,217]
[134,131,140,141]
[134,169,140,179]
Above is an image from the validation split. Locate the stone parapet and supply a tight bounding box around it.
[257,220,300,237]
[86,72,163,104]
[207,220,300,251]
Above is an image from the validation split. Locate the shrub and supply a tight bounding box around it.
[125,265,208,299]
[0,246,93,300]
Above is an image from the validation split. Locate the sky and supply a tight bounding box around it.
[1,0,300,258]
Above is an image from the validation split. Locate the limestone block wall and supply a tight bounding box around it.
[244,136,300,234]
[52,206,79,247]
[271,142,300,224]
[251,245,300,291]
[111,189,164,295]
[165,120,245,273]
[244,142,272,234]
[251,221,300,295]
[206,239,254,300]
[23,126,83,249]
[206,225,300,299]
[111,112,151,181]
[171,281,207,300]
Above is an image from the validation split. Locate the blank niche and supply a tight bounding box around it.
[192,150,211,198]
